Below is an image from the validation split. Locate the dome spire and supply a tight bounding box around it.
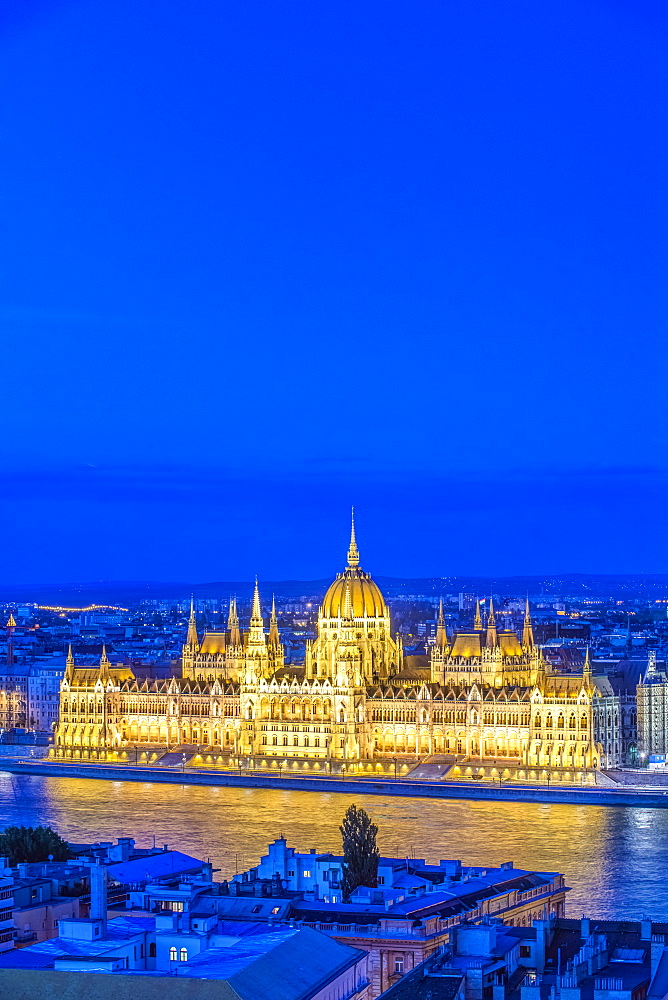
[347,507,360,567]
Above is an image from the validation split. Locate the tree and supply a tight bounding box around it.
[0,826,73,866]
[340,805,379,901]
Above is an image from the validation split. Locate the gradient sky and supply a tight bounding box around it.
[0,0,667,582]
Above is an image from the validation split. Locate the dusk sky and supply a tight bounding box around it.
[1,0,667,582]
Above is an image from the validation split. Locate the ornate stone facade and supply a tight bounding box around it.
[54,520,611,773]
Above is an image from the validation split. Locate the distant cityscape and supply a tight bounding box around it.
[3,555,668,768]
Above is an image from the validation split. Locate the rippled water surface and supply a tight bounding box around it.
[0,773,665,919]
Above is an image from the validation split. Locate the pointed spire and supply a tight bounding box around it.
[5,613,16,629]
[583,645,592,679]
[486,598,498,648]
[436,598,447,649]
[65,644,75,680]
[473,599,482,631]
[347,508,360,568]
[228,597,241,647]
[522,597,534,649]
[247,579,267,647]
[269,595,280,648]
[186,595,200,649]
[251,578,262,624]
[99,644,110,675]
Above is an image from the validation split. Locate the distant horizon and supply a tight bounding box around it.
[1,569,667,607]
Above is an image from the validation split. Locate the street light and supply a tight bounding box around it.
[181,753,187,774]
[392,756,398,781]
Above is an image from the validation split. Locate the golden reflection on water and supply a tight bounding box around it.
[1,774,666,918]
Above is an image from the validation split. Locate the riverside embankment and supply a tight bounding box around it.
[2,758,667,808]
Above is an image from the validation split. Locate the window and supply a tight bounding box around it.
[288,870,295,877]
[149,943,156,958]
[271,906,280,915]
[252,905,262,914]
[303,870,311,878]
[520,946,531,958]
[169,947,177,962]
[394,958,404,974]
[377,876,385,885]
[180,948,188,962]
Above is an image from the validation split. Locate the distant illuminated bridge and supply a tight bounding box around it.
[35,604,129,613]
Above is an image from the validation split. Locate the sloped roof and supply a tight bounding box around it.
[106,851,205,883]
[181,925,364,1000]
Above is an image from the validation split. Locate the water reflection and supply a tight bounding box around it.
[1,774,666,918]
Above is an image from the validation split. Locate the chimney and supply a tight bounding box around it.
[17,863,29,878]
[651,935,665,978]
[641,918,652,941]
[89,862,107,935]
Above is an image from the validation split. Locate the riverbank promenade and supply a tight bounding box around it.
[3,756,668,808]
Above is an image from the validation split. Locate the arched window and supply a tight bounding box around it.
[557,714,564,729]
[581,714,588,730]
[180,948,188,962]
[545,714,553,729]
[569,714,576,729]
[169,947,177,962]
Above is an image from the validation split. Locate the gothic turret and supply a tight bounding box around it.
[485,598,498,648]
[185,597,200,650]
[228,598,242,648]
[435,598,448,649]
[522,598,534,649]
[269,596,280,649]
[247,579,267,648]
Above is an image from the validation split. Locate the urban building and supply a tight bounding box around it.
[637,652,668,758]
[230,837,568,997]
[378,915,668,1000]
[53,520,640,775]
[0,864,372,1000]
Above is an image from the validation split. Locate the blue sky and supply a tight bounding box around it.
[0,0,666,582]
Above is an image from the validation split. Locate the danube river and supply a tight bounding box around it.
[0,772,664,918]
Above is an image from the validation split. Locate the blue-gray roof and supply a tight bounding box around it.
[107,851,205,882]
[178,925,364,1000]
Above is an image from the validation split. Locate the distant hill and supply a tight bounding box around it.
[0,573,667,606]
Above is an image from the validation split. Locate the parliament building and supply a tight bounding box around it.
[54,521,614,777]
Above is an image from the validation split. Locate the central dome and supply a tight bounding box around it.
[320,515,388,619]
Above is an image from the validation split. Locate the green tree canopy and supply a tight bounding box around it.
[340,804,379,902]
[0,825,73,866]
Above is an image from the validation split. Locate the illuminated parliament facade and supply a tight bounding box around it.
[54,523,614,775]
